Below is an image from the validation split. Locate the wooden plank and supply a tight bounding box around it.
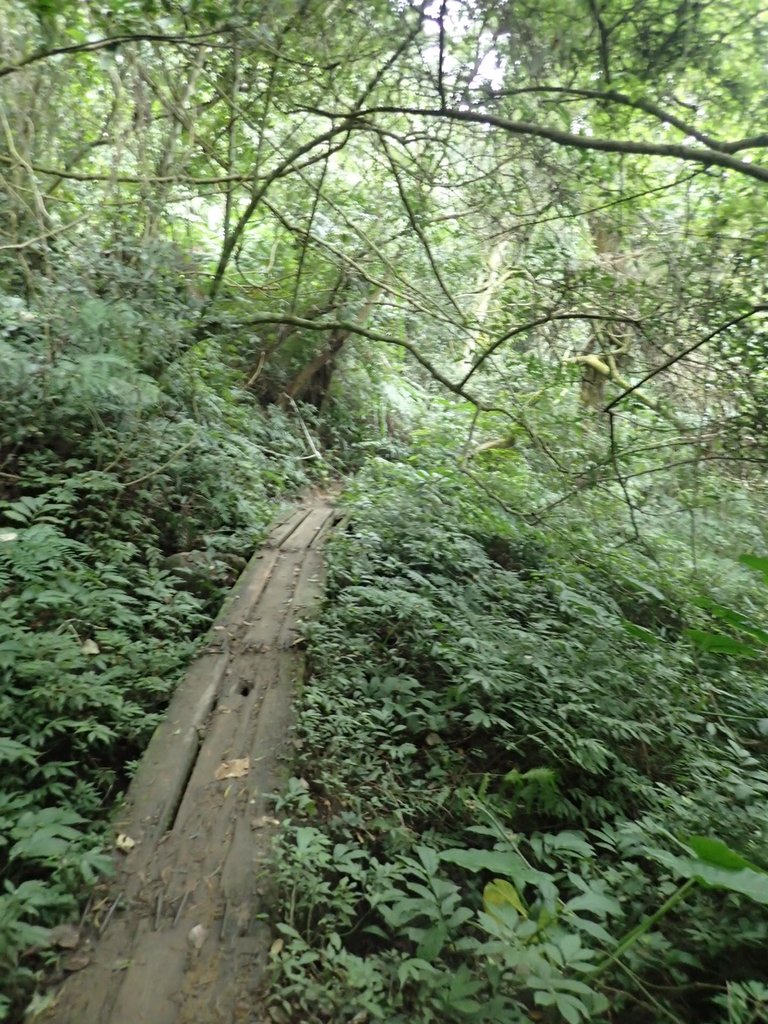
[41,499,335,1024]
[278,506,335,550]
[265,507,312,548]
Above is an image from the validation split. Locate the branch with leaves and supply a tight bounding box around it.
[302,105,768,184]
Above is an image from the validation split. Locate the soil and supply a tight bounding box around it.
[39,497,339,1024]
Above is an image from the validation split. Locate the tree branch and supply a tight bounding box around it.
[379,136,467,321]
[587,0,612,84]
[605,305,768,411]
[303,105,768,184]
[244,312,464,394]
[207,123,355,300]
[0,32,221,81]
[460,311,641,388]
[489,85,768,154]
[0,153,256,185]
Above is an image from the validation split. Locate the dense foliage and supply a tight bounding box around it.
[0,249,316,1018]
[1,0,768,1020]
[271,441,768,1023]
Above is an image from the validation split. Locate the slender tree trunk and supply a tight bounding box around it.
[457,238,510,379]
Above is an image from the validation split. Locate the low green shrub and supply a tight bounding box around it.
[0,262,316,1018]
[269,457,768,1024]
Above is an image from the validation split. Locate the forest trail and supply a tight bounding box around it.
[41,496,339,1024]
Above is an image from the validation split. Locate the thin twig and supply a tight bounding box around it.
[283,395,323,460]
[123,436,199,488]
[608,411,641,542]
[605,305,768,410]
[173,890,190,926]
[99,893,124,935]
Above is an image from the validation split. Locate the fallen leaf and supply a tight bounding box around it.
[269,938,284,957]
[81,639,100,655]
[425,732,441,747]
[214,757,250,780]
[62,951,91,972]
[251,816,280,829]
[115,833,136,853]
[188,924,207,950]
[49,923,80,949]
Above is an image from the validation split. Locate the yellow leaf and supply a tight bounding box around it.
[483,878,528,919]
[214,757,250,780]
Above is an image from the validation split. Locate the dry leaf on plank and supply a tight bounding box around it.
[214,757,250,780]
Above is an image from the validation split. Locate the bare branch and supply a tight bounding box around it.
[244,312,464,394]
[207,122,355,299]
[437,0,448,108]
[0,153,255,185]
[489,85,768,155]
[304,105,768,184]
[460,311,642,388]
[0,32,222,81]
[379,137,467,322]
[587,0,612,84]
[605,305,768,411]
[0,214,88,250]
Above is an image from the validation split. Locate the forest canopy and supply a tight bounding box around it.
[2,1,768,1022]
[2,0,767,450]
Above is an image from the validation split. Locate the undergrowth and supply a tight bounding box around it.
[0,246,318,1020]
[269,449,768,1024]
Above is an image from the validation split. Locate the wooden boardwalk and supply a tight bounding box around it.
[42,498,337,1024]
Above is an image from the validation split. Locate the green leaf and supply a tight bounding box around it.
[621,620,661,644]
[415,845,440,877]
[686,836,761,872]
[416,922,448,959]
[483,878,528,919]
[0,738,37,766]
[555,992,589,1024]
[651,838,768,905]
[9,829,75,861]
[696,598,768,645]
[663,854,768,904]
[684,629,758,657]
[440,848,548,886]
[623,575,668,603]
[739,554,768,579]
[564,891,622,918]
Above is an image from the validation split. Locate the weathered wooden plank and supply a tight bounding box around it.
[41,498,334,1024]
[264,507,312,549]
[278,506,335,550]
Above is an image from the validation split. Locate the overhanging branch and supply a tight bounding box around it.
[461,311,642,388]
[302,105,768,184]
[605,305,768,411]
[245,312,464,395]
[0,31,222,81]
[488,86,768,155]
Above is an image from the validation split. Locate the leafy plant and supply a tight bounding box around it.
[269,453,768,1023]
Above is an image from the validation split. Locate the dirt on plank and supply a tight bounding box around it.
[39,497,339,1024]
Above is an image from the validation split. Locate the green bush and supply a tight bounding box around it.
[269,456,768,1024]
[0,259,314,1018]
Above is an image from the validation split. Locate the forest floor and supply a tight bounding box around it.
[38,495,340,1024]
